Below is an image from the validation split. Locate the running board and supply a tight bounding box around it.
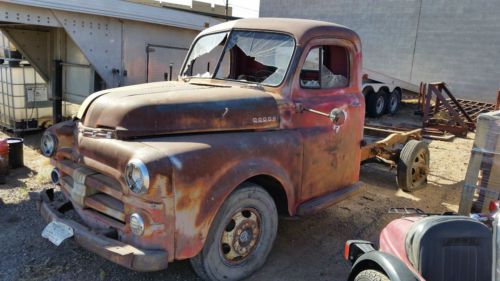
[296,182,364,216]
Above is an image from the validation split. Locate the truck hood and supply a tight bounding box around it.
[79,81,280,139]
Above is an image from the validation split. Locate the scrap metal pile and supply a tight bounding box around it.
[416,82,500,138]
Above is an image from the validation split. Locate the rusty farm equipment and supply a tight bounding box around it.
[417,82,499,137]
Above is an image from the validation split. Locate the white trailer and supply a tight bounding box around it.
[362,68,420,118]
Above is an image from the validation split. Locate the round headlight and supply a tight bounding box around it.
[124,159,150,194]
[129,213,145,236]
[40,133,57,157]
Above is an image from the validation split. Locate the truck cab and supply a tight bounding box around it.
[37,18,364,281]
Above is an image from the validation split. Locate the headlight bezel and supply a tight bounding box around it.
[129,213,145,236]
[124,159,150,194]
[40,132,57,157]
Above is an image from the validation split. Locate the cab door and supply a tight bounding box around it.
[291,38,364,202]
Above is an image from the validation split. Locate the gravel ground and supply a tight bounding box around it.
[0,103,474,281]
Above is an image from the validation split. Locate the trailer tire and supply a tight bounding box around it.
[354,269,390,281]
[366,90,386,118]
[385,89,401,115]
[190,184,278,281]
[397,140,430,192]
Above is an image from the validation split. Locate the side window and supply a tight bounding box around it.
[300,45,349,89]
[300,47,320,88]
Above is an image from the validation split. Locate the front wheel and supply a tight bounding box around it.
[190,184,278,281]
[354,269,390,281]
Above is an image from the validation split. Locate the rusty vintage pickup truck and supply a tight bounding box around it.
[36,18,367,280]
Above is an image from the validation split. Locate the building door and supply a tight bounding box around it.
[146,45,188,82]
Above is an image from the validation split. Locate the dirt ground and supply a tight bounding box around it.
[0,103,474,281]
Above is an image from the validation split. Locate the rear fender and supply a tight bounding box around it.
[348,251,420,281]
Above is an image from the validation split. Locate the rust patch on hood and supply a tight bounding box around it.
[80,81,280,139]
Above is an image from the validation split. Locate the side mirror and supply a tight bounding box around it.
[329,108,346,125]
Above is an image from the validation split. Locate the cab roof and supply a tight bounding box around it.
[199,18,361,47]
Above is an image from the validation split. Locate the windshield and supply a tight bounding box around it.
[182,31,295,86]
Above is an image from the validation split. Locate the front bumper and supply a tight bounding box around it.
[344,240,375,264]
[32,189,168,272]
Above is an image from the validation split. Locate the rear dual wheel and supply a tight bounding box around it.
[190,185,278,281]
[366,90,387,118]
[366,88,402,117]
[386,89,401,115]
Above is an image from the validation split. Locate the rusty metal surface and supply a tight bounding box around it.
[365,123,455,141]
[418,82,473,137]
[296,182,363,216]
[139,130,302,258]
[430,98,497,123]
[35,189,169,271]
[288,35,364,202]
[41,18,365,269]
[198,18,360,47]
[81,82,281,139]
[361,127,422,162]
[418,82,499,137]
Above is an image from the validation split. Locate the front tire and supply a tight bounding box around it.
[354,269,390,281]
[190,184,278,281]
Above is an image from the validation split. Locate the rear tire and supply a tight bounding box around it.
[366,90,387,118]
[190,184,278,281]
[354,269,390,281]
[385,89,401,115]
[397,140,430,192]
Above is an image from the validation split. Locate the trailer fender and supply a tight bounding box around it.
[348,251,419,281]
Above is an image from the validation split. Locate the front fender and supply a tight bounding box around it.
[203,157,298,220]
[349,251,420,281]
[140,130,302,259]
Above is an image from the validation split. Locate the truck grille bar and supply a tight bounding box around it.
[57,160,126,224]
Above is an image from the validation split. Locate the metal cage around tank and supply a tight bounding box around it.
[0,63,50,133]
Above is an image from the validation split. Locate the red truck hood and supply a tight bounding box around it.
[79,81,280,139]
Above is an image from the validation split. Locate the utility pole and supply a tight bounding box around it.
[225,0,229,21]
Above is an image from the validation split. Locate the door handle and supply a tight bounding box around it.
[296,104,346,126]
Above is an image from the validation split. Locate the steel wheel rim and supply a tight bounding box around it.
[220,208,261,264]
[376,96,385,113]
[411,150,428,186]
